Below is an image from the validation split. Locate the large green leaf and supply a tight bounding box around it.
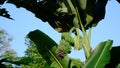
[50,56,70,68]
[28,30,58,65]
[28,30,71,68]
[84,40,113,68]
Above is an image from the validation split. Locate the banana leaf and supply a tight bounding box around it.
[0,8,13,19]
[28,30,70,68]
[7,0,109,32]
[86,0,108,28]
[117,0,120,3]
[84,40,113,68]
[0,0,5,4]
[105,46,120,68]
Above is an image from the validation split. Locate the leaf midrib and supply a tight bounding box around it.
[94,41,110,68]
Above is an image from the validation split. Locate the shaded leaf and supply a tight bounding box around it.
[28,30,71,68]
[105,46,120,68]
[7,0,72,32]
[117,0,120,3]
[28,30,58,65]
[18,57,34,65]
[86,0,108,28]
[85,0,95,27]
[0,8,13,19]
[0,64,7,68]
[72,0,87,27]
[7,0,108,32]
[0,0,5,5]
[84,40,113,68]
[86,0,96,16]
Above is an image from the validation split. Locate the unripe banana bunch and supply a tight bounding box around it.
[56,39,71,58]
[56,29,84,58]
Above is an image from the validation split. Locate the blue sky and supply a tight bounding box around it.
[0,0,120,61]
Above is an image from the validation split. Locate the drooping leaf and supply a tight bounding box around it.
[28,30,71,68]
[84,40,113,68]
[105,46,120,68]
[7,0,74,32]
[28,30,58,65]
[86,0,108,28]
[6,0,109,32]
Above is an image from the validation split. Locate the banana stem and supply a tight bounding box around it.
[75,7,91,59]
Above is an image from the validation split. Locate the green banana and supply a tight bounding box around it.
[61,32,74,45]
[77,0,87,10]
[57,39,72,55]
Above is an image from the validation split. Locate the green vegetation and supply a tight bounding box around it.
[0,0,120,68]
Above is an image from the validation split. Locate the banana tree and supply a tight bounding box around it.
[0,0,120,68]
